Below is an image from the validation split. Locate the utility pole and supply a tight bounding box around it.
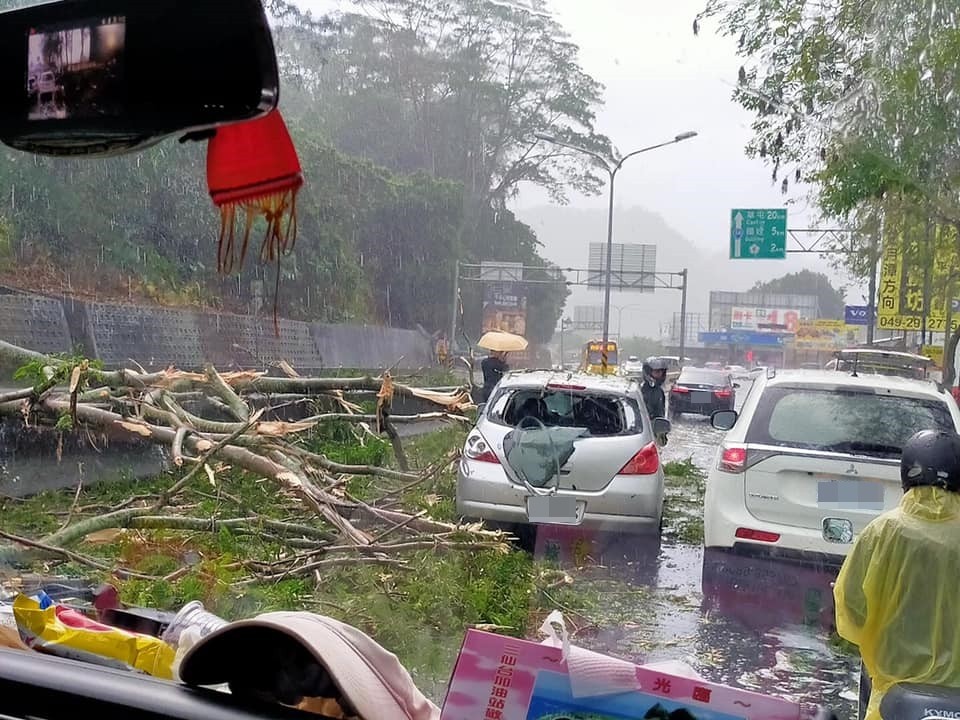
[944,280,956,386]
[601,171,616,348]
[559,317,571,369]
[867,234,878,345]
[921,219,933,349]
[679,269,688,363]
[559,320,564,369]
[449,259,459,351]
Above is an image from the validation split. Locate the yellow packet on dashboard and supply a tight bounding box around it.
[13,594,175,679]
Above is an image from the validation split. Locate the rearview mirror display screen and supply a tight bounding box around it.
[27,16,125,121]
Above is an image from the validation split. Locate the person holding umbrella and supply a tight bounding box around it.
[476,331,528,403]
[480,350,510,403]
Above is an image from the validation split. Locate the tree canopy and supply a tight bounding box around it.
[750,270,846,319]
[699,0,960,357]
[0,0,607,343]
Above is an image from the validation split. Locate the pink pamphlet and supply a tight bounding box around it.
[441,629,802,720]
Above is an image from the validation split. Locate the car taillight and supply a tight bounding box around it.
[718,445,747,473]
[735,527,780,543]
[464,432,500,464]
[671,386,689,394]
[619,441,660,475]
[714,388,732,398]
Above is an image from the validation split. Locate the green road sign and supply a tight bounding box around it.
[730,208,787,259]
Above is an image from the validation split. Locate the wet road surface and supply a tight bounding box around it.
[529,378,861,719]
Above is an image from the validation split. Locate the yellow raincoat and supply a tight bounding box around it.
[835,486,960,720]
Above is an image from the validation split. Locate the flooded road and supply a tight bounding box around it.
[529,378,861,719]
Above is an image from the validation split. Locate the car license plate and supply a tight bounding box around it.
[692,391,712,404]
[525,495,583,525]
[818,480,884,510]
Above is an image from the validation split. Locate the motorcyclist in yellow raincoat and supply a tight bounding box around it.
[835,429,960,720]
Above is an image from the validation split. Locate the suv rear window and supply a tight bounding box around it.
[678,369,727,385]
[746,386,955,456]
[487,387,640,436]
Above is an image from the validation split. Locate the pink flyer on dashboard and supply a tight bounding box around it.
[440,629,802,720]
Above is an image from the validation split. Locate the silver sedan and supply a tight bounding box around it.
[457,370,669,534]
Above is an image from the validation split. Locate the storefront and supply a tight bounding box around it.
[697,330,791,367]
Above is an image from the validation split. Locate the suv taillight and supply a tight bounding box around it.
[735,528,780,543]
[619,441,660,475]
[718,445,747,473]
[714,388,732,398]
[464,432,500,464]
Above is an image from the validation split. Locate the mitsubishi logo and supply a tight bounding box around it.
[845,464,859,475]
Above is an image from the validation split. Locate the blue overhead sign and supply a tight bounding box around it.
[699,331,786,346]
[844,305,872,326]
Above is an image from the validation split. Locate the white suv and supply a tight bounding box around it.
[704,369,960,562]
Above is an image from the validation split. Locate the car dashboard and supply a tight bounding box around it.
[0,648,321,720]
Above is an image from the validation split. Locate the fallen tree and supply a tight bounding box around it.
[0,341,497,584]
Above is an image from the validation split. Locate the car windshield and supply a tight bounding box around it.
[487,386,640,436]
[746,386,956,456]
[7,0,958,718]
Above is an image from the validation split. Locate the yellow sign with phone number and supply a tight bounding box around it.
[878,245,959,332]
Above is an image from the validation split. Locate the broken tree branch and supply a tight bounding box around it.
[205,364,250,421]
[0,528,159,580]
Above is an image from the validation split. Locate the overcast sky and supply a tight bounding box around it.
[298,0,863,304]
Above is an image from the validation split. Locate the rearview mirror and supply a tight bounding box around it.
[652,417,672,437]
[711,409,738,431]
[733,382,741,389]
[0,0,278,156]
[475,403,486,416]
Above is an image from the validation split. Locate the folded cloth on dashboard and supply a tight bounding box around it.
[179,611,440,720]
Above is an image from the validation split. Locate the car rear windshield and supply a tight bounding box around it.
[678,369,727,385]
[745,386,956,456]
[487,387,640,436]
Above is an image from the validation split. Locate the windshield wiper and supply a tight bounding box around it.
[823,440,901,456]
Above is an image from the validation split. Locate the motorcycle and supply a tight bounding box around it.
[818,671,960,719]
[880,683,960,719]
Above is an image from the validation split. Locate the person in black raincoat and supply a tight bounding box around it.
[641,356,668,445]
[479,351,509,403]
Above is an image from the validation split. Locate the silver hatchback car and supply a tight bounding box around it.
[456,370,670,534]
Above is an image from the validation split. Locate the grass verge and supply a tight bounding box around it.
[662,456,707,545]
[0,422,590,700]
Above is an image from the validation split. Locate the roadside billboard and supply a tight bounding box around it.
[709,291,819,332]
[481,261,527,336]
[730,306,805,333]
[844,305,872,326]
[794,319,858,351]
[482,283,526,336]
[878,245,959,332]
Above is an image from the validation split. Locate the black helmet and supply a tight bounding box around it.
[642,356,668,386]
[900,429,960,492]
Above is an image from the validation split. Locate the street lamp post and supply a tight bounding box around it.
[613,303,655,339]
[559,317,572,369]
[534,130,698,347]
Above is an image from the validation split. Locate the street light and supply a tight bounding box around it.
[612,304,655,338]
[534,130,698,345]
[558,317,573,369]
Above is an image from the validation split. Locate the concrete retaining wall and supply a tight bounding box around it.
[0,293,433,371]
[0,295,72,355]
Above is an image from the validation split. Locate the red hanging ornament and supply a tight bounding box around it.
[206,109,303,334]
